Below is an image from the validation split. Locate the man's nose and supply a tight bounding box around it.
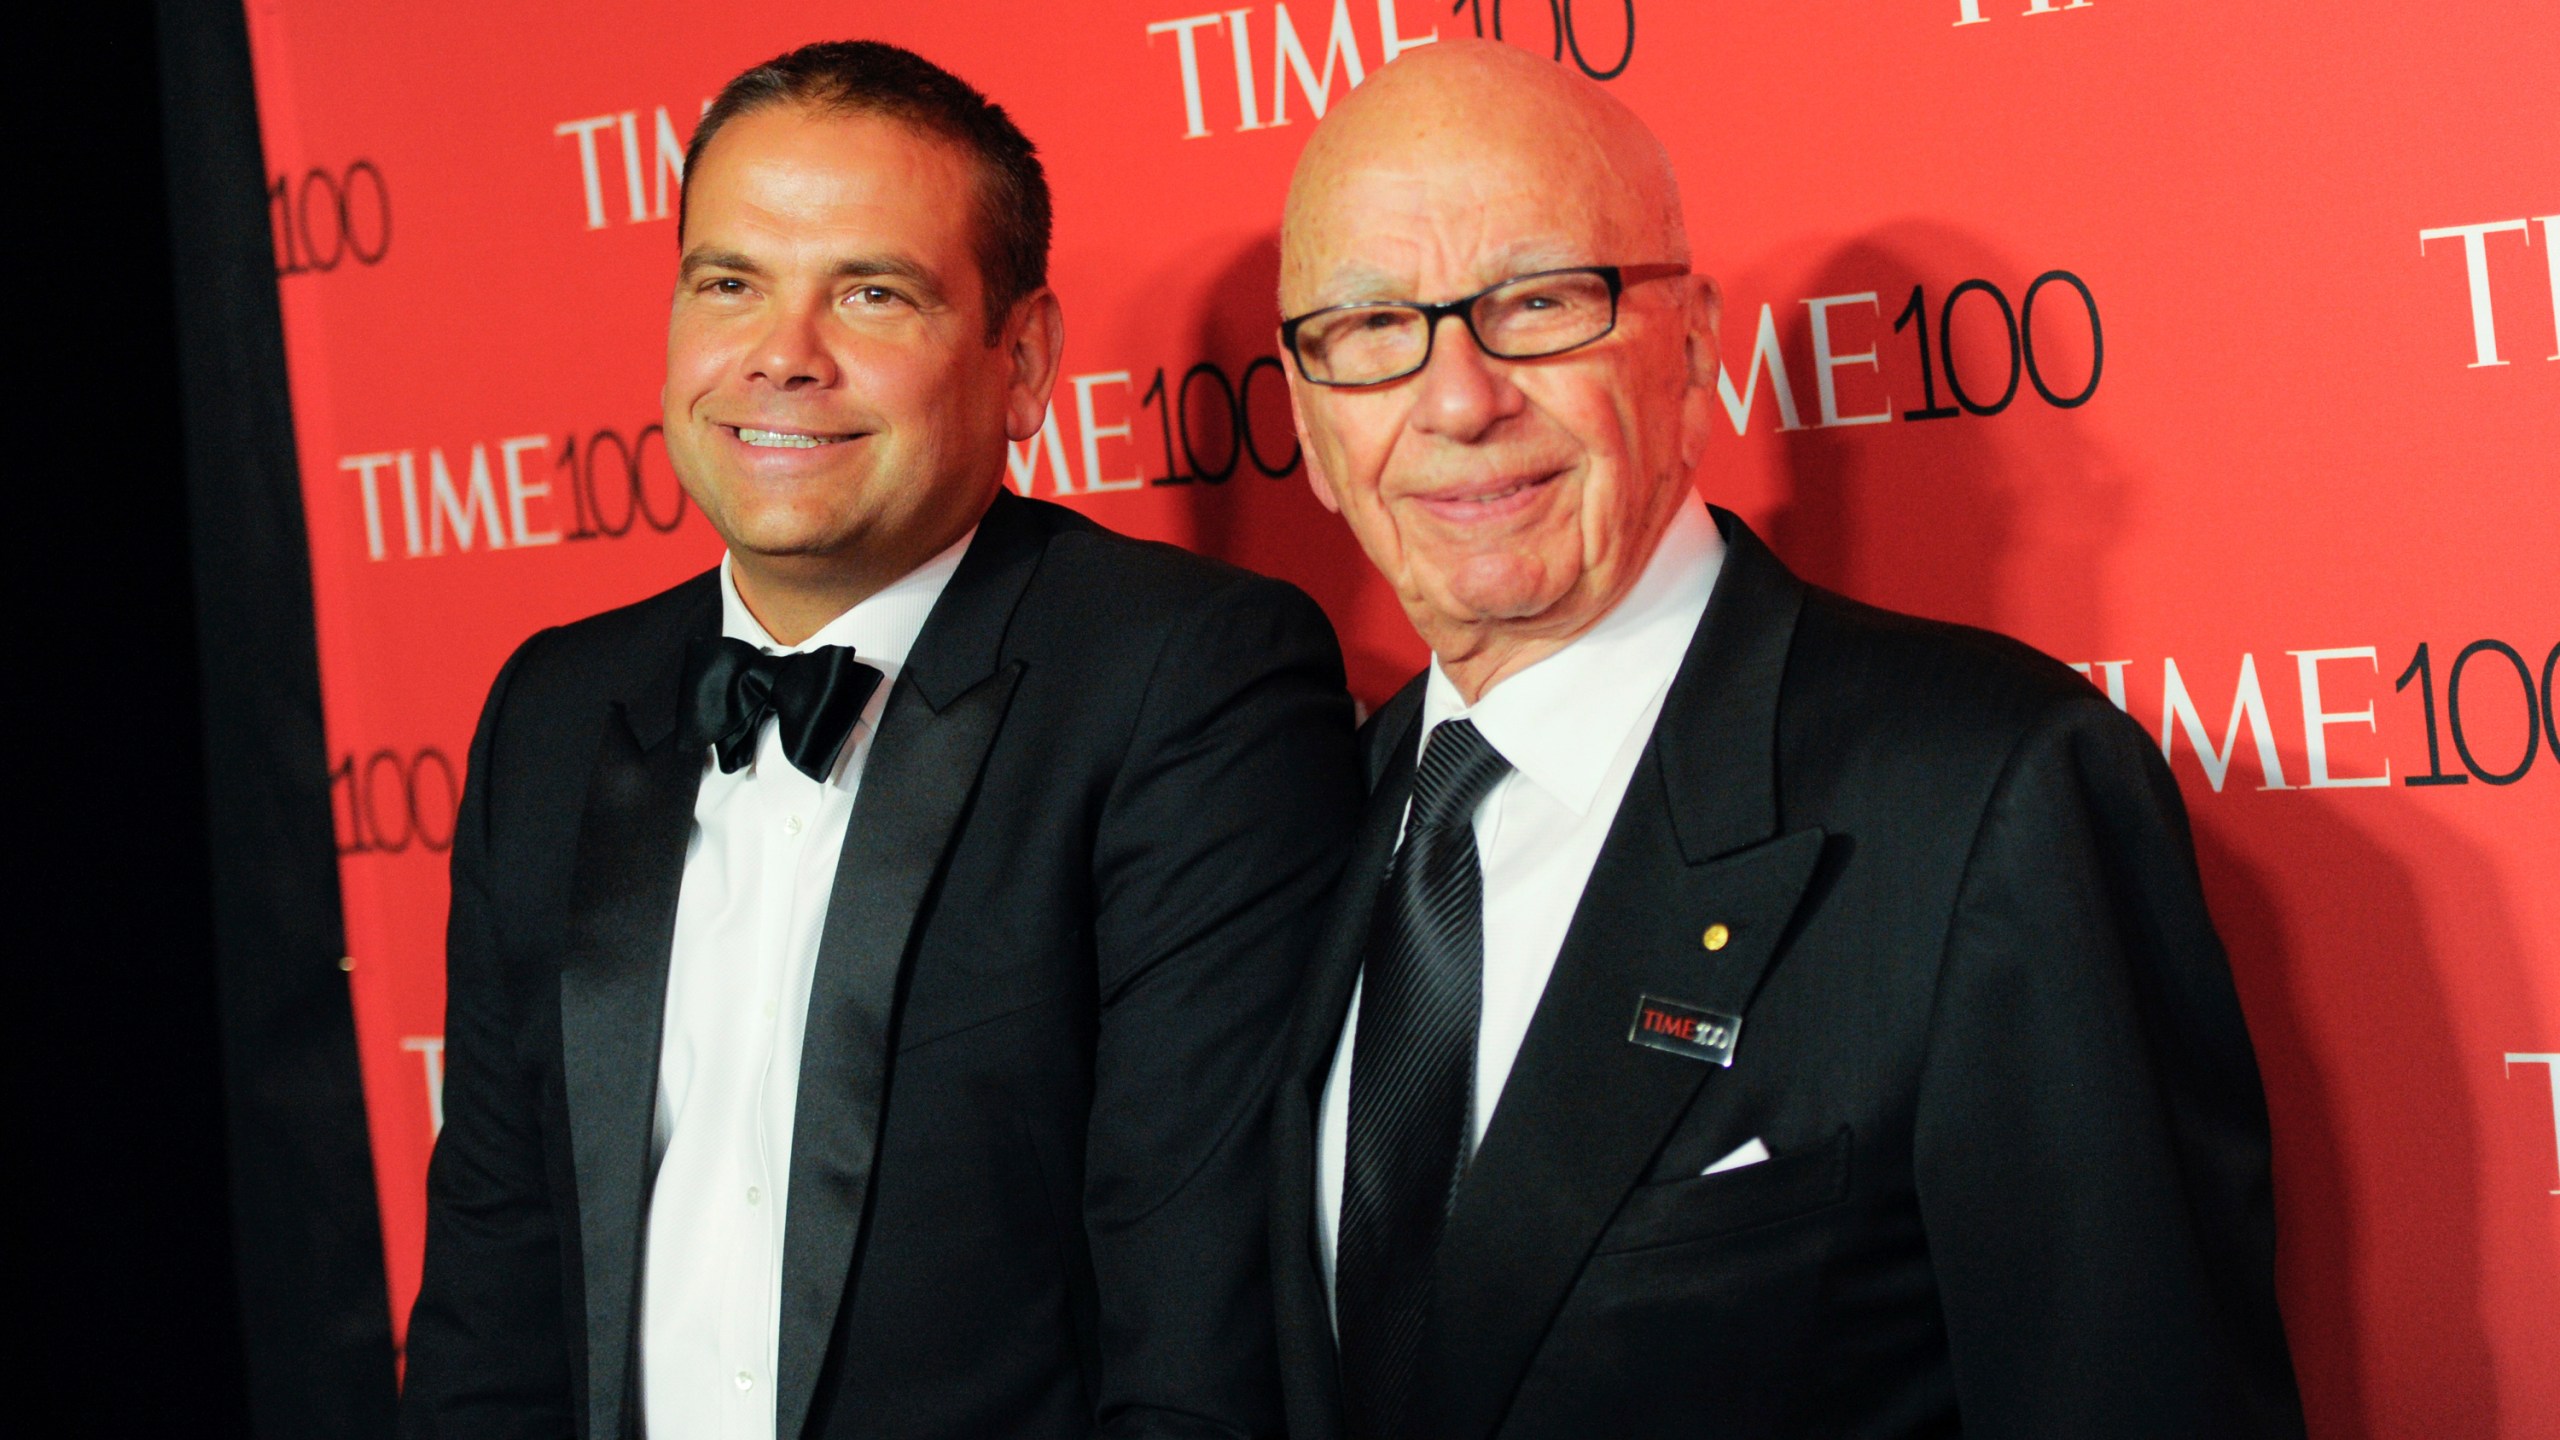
[745,300,840,391]
[1407,312,1522,442]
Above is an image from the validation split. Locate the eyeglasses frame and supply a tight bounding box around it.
[1278,262,1692,387]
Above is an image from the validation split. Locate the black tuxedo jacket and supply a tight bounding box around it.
[399,492,1363,1440]
[1270,509,2305,1439]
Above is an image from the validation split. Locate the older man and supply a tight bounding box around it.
[399,40,1359,1440]
[1266,41,2304,1440]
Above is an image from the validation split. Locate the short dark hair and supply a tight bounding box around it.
[682,40,1051,341]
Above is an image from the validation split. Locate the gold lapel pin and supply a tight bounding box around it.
[1702,923,1731,952]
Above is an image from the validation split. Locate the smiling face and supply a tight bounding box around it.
[1280,43,1720,694]
[664,104,1060,633]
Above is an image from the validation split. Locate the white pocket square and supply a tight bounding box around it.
[1700,1137,1771,1176]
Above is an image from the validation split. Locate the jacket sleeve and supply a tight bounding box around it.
[399,631,577,1440]
[1913,695,2306,1438]
[1083,574,1365,1440]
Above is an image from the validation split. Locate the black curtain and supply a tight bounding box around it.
[18,2,398,1435]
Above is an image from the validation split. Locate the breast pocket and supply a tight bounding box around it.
[1592,1127,1852,1255]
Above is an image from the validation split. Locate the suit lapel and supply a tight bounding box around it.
[1272,684,1422,1440]
[1419,510,1830,1440]
[774,494,1042,1440]
[1288,680,1426,1112]
[558,574,719,1440]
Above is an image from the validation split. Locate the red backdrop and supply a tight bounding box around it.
[240,2,2556,1431]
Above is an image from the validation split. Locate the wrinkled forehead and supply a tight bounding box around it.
[1281,108,1666,311]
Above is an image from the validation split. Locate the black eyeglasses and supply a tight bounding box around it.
[1280,263,1689,387]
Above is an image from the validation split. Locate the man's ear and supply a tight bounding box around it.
[1682,273,1724,390]
[1301,452,1343,516]
[1003,288,1067,442]
[1678,274,1725,470]
[1280,341,1344,516]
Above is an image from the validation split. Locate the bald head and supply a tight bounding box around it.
[1280,41,1687,313]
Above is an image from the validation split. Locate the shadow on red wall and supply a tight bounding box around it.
[1186,229,1430,708]
[2200,800,2522,1440]
[1753,221,2126,659]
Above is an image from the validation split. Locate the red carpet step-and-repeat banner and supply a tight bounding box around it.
[241,1,2553,1431]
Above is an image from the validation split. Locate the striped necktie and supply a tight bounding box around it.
[1336,717,1513,1440]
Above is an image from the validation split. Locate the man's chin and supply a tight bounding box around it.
[712,513,864,566]
[1419,558,1583,634]
[732,536,864,568]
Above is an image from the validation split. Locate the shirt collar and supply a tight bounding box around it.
[717,524,978,675]
[1420,499,1723,817]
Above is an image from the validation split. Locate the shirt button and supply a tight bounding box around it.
[735,1370,754,1391]
[783,814,803,836]
[746,1186,762,1206]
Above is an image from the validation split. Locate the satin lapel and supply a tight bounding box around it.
[1270,691,1421,1439]
[774,495,1042,1440]
[559,666,708,1440]
[1418,508,1829,1440]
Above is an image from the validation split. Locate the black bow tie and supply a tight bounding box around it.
[677,636,884,781]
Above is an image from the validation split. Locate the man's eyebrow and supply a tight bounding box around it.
[1304,248,1587,308]
[678,247,765,282]
[1308,264,1410,306]
[831,255,944,299]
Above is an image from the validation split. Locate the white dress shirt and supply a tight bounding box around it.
[1315,500,1723,1307]
[639,532,972,1440]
